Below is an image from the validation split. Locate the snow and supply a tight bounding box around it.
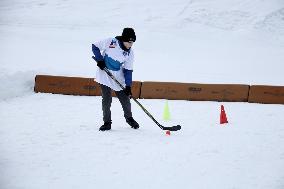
[0,0,284,188]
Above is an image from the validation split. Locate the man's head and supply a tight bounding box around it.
[122,28,136,49]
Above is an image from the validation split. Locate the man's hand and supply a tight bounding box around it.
[124,86,132,96]
[97,60,106,70]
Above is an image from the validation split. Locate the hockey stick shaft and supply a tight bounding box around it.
[102,67,164,130]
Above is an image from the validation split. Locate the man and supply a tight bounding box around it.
[92,28,139,131]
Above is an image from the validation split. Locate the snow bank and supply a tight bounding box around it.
[0,71,35,101]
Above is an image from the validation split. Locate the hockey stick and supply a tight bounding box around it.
[92,56,181,131]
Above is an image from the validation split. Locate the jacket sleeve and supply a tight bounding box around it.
[123,69,133,86]
[92,38,112,61]
[123,50,134,86]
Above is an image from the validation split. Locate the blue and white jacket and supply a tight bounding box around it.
[92,37,134,91]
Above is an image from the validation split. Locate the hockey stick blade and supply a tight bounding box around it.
[162,125,181,131]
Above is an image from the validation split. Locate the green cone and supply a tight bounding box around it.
[163,100,171,121]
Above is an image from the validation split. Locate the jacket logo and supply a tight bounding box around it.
[109,40,116,48]
[123,51,130,56]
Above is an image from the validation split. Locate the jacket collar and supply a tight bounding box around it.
[115,36,131,52]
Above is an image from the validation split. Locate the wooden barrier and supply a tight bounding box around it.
[35,75,284,104]
[34,75,91,96]
[248,85,284,104]
[140,82,188,100]
[188,83,249,102]
[140,82,249,102]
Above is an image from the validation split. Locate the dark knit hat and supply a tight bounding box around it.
[122,28,136,42]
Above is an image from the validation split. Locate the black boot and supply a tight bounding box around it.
[99,121,112,131]
[126,117,139,129]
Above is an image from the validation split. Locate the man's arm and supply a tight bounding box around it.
[92,38,112,61]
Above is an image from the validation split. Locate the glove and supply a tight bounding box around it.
[124,86,132,96]
[97,60,106,70]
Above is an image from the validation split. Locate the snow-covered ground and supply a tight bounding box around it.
[1,0,284,188]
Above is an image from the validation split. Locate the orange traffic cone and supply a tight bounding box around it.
[220,105,228,124]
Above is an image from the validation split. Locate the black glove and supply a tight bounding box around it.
[97,60,106,70]
[124,86,132,96]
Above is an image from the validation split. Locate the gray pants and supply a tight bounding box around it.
[100,84,132,123]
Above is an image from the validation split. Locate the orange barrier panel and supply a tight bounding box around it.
[188,83,249,102]
[88,79,102,96]
[140,82,249,102]
[34,75,91,95]
[248,85,284,104]
[140,82,189,100]
[129,81,142,99]
[34,75,142,98]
